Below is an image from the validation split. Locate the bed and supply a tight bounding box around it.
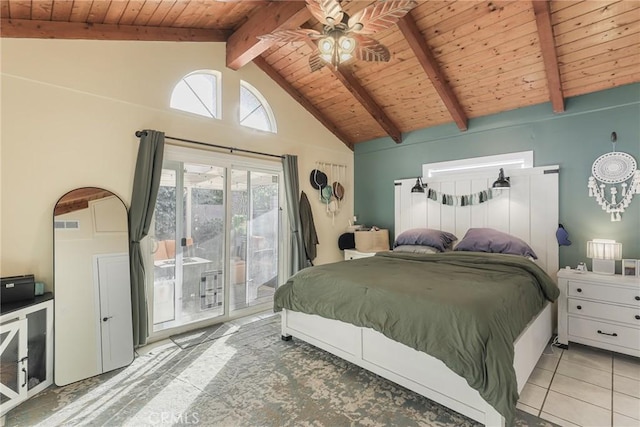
[276,165,560,426]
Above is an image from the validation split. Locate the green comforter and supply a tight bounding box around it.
[274,251,560,425]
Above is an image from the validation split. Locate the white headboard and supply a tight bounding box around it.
[394,166,559,277]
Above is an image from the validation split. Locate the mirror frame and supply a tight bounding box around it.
[53,187,134,386]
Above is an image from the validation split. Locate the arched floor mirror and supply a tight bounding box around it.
[53,187,134,386]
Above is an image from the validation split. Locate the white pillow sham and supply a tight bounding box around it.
[392,245,439,254]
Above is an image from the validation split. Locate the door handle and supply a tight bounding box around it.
[103,316,113,322]
[19,356,28,388]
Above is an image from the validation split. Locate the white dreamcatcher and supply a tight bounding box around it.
[587,132,640,221]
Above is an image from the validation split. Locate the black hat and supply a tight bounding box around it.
[310,169,328,190]
[338,232,356,250]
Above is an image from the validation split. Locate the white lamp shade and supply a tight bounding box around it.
[586,239,622,260]
[587,239,622,275]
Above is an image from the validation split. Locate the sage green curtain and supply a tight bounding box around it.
[282,155,306,278]
[129,130,164,347]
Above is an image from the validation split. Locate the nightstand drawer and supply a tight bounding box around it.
[568,317,640,350]
[344,249,376,260]
[568,298,640,325]
[568,281,640,306]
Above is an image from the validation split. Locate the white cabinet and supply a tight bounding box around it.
[0,295,53,417]
[344,249,376,261]
[557,269,640,357]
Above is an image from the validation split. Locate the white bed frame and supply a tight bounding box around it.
[281,166,559,426]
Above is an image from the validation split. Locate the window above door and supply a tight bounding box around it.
[170,70,222,119]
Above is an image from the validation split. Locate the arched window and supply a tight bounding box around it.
[239,81,277,133]
[170,70,221,119]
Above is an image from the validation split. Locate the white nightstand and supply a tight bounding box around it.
[344,249,376,260]
[557,268,640,357]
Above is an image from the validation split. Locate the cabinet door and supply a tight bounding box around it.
[26,303,53,395]
[0,318,28,414]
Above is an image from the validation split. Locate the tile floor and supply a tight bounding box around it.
[517,343,640,427]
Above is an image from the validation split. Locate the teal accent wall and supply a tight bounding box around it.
[354,84,640,272]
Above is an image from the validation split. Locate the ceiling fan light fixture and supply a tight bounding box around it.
[338,35,355,53]
[339,52,353,63]
[318,36,335,55]
[262,0,419,72]
[317,32,356,67]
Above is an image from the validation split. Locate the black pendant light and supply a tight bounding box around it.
[492,168,510,189]
[411,177,426,193]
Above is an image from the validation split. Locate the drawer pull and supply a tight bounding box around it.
[577,288,582,293]
[635,315,640,320]
[597,330,618,337]
[635,296,640,301]
[577,305,582,310]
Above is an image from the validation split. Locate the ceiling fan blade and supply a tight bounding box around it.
[354,35,390,62]
[309,52,327,73]
[258,29,322,43]
[348,0,417,35]
[305,0,344,27]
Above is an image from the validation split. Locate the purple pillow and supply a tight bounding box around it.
[393,228,457,252]
[454,228,538,259]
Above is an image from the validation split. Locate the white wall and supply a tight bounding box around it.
[1,39,354,290]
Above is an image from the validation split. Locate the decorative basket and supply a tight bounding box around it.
[355,229,390,253]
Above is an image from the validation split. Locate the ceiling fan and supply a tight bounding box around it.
[259,0,417,72]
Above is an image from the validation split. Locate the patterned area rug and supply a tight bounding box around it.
[169,315,279,349]
[6,314,558,426]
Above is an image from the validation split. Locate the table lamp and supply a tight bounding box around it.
[586,239,622,275]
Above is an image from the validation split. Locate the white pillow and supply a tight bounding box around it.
[392,245,439,254]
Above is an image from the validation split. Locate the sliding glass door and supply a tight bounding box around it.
[147,147,283,334]
[229,169,280,312]
[152,161,227,330]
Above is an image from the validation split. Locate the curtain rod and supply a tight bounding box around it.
[135,130,284,160]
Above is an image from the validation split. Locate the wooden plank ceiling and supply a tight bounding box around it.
[54,187,114,215]
[2,0,639,150]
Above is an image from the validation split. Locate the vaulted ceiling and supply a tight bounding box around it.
[2,1,639,150]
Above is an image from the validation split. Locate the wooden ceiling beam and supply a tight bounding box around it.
[301,40,402,144]
[330,68,403,144]
[226,2,311,71]
[397,13,468,132]
[0,19,229,41]
[532,0,565,113]
[253,56,354,151]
